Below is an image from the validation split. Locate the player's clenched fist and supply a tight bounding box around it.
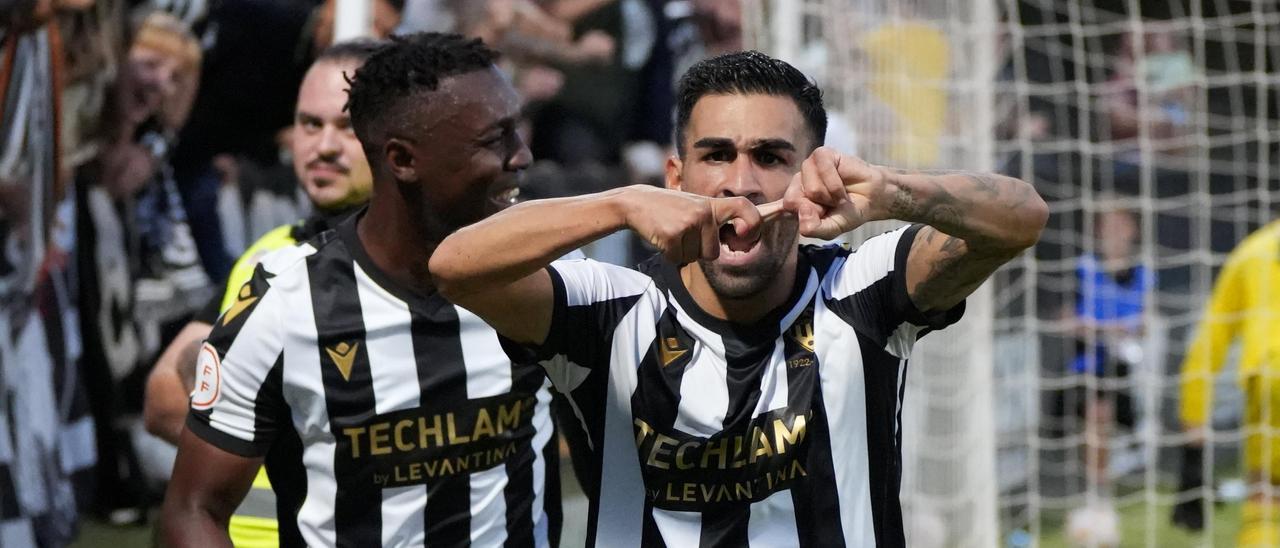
[783,147,893,240]
[619,186,764,265]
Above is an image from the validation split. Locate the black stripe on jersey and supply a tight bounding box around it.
[307,247,381,547]
[697,329,777,547]
[502,366,551,547]
[635,308,696,548]
[857,333,907,548]
[266,408,308,548]
[784,307,845,547]
[408,305,471,547]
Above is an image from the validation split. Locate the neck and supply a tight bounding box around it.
[679,251,799,325]
[357,193,441,295]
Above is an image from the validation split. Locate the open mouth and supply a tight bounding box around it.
[718,223,763,264]
[489,186,521,207]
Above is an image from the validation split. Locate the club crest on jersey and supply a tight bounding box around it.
[789,316,815,353]
[326,341,361,381]
[222,283,259,326]
[659,337,688,368]
[191,343,222,410]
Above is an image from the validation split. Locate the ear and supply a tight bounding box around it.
[664,155,683,192]
[384,138,416,182]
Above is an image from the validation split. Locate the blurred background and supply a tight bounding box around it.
[1,0,1277,546]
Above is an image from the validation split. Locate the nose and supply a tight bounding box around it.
[317,124,343,159]
[720,154,764,201]
[507,133,533,171]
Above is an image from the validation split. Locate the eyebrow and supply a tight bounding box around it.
[691,137,796,152]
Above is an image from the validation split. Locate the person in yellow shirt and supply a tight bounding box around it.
[142,39,380,546]
[1173,220,1280,546]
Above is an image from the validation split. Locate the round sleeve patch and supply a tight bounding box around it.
[191,343,222,410]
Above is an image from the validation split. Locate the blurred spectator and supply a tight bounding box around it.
[1060,205,1150,543]
[0,0,101,546]
[171,0,402,284]
[1102,29,1197,153]
[75,10,205,524]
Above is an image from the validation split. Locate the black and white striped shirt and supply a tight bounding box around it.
[512,225,962,547]
[187,215,561,547]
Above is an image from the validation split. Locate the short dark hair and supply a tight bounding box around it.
[315,38,387,66]
[346,32,499,162]
[674,50,826,156]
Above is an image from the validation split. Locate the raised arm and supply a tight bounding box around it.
[786,147,1048,313]
[430,185,761,344]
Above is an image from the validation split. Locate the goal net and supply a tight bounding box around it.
[744,0,1279,545]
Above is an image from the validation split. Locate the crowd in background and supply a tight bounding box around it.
[1,0,1277,545]
[0,0,749,544]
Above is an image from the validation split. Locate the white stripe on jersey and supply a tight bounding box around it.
[813,295,877,547]
[530,379,555,548]
[668,295,729,436]
[458,306,514,398]
[752,342,790,418]
[826,225,905,302]
[748,490,800,547]
[652,508,703,545]
[280,256,340,547]
[458,306,516,545]
[356,264,420,415]
[355,264,428,546]
[593,294,663,547]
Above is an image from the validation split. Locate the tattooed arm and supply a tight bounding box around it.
[887,167,1047,312]
[786,147,1049,313]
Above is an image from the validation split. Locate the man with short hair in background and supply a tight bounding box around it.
[145,39,382,546]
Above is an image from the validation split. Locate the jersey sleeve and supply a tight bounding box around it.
[185,263,288,457]
[501,257,653,376]
[1179,249,1248,427]
[824,224,966,359]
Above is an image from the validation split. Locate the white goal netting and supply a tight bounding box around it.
[746,0,1279,546]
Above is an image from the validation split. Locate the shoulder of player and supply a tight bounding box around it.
[1226,221,1280,266]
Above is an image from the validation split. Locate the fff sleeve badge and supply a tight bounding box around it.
[192,342,222,410]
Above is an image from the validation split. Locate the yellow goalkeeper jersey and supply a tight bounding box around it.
[1179,220,1280,427]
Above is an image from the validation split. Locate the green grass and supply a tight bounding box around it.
[1037,500,1242,548]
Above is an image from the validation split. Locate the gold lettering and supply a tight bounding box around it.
[634,418,655,448]
[732,435,746,468]
[773,414,807,454]
[682,482,696,502]
[343,427,366,458]
[674,441,697,470]
[735,482,752,500]
[752,426,774,462]
[497,400,522,433]
[473,408,495,440]
[447,413,471,444]
[717,484,732,502]
[647,433,677,469]
[424,460,439,477]
[409,462,422,481]
[665,482,679,502]
[369,422,391,455]
[702,437,729,469]
[791,459,808,478]
[395,466,408,482]
[454,455,470,473]
[700,483,715,502]
[440,458,455,476]
[394,419,415,452]
[419,415,443,448]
